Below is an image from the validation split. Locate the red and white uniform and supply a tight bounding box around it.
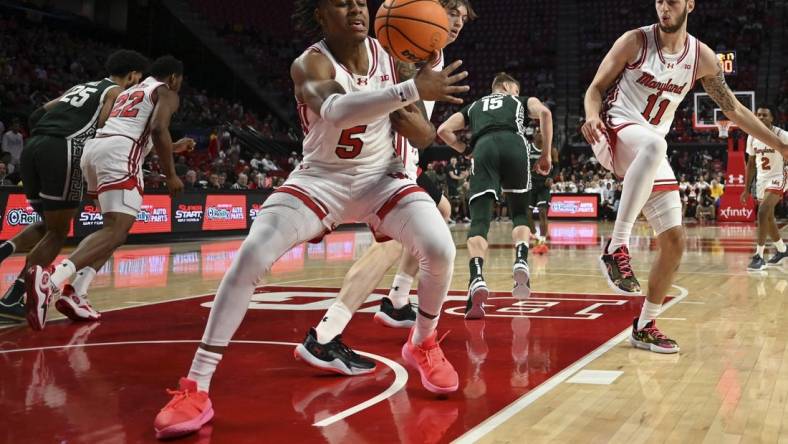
[747,126,788,200]
[288,38,430,235]
[591,25,701,233]
[82,76,166,197]
[397,50,444,179]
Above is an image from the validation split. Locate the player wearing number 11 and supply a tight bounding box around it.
[581,0,788,354]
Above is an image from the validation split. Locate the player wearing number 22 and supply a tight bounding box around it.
[153,0,469,439]
[0,50,149,327]
[25,56,193,331]
[581,0,788,354]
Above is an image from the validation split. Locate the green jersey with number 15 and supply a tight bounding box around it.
[459,93,531,147]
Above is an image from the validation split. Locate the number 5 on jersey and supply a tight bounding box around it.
[336,125,367,159]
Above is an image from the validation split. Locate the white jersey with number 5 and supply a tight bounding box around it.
[296,37,400,174]
[398,50,444,179]
[747,126,788,178]
[603,24,700,137]
[97,76,166,157]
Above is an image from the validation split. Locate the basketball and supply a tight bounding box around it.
[374,0,450,64]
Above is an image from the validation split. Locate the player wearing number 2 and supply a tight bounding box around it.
[741,105,788,271]
[581,0,788,353]
[0,50,149,326]
[25,55,192,331]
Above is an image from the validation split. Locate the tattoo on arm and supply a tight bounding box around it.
[700,66,737,112]
[396,61,417,80]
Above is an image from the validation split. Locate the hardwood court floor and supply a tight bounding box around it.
[0,220,782,443]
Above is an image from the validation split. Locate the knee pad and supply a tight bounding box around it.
[643,191,682,235]
[507,193,531,228]
[469,194,494,239]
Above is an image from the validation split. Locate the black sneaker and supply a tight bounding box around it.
[0,279,26,323]
[599,239,642,295]
[767,250,788,267]
[465,277,489,320]
[747,254,767,271]
[294,328,376,376]
[630,318,679,354]
[373,297,416,328]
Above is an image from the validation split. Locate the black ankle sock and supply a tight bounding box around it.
[0,241,14,262]
[516,242,529,262]
[1,279,24,304]
[469,257,484,282]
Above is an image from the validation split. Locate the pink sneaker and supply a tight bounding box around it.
[55,285,101,322]
[154,378,214,440]
[24,265,57,331]
[401,329,458,394]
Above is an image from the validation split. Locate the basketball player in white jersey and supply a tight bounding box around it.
[741,105,788,271]
[581,0,788,353]
[25,56,194,330]
[295,0,475,377]
[153,0,469,438]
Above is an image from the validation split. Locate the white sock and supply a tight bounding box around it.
[315,301,352,343]
[756,244,765,258]
[609,221,634,253]
[70,267,97,296]
[412,314,438,345]
[637,300,662,330]
[50,260,76,288]
[775,239,786,253]
[187,348,223,392]
[388,273,414,309]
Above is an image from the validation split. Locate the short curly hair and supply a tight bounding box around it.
[293,0,324,38]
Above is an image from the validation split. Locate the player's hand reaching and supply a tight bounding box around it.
[581,115,606,145]
[173,137,196,154]
[166,176,184,196]
[740,190,751,205]
[414,53,469,104]
[391,104,434,147]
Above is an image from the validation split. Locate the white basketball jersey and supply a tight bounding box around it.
[604,24,700,137]
[747,126,788,177]
[296,37,400,173]
[399,50,445,179]
[98,76,167,157]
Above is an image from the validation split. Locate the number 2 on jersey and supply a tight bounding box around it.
[761,156,771,171]
[335,125,367,159]
[109,91,145,118]
[641,93,670,125]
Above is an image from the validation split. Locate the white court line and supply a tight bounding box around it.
[0,339,407,428]
[452,285,689,444]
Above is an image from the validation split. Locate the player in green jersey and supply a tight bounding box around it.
[438,72,552,319]
[528,125,559,254]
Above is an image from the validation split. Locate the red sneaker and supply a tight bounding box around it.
[24,265,57,331]
[401,329,458,394]
[55,285,101,322]
[154,378,214,440]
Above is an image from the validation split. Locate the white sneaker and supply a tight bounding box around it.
[55,285,100,321]
[512,261,531,300]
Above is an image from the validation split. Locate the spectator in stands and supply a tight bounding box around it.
[208,130,219,159]
[696,188,716,223]
[260,153,280,172]
[175,156,189,177]
[0,162,13,186]
[218,173,230,189]
[601,182,617,220]
[1,119,23,167]
[184,170,199,190]
[208,173,221,190]
[231,173,248,190]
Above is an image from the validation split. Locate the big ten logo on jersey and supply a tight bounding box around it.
[443,295,630,320]
[200,288,390,311]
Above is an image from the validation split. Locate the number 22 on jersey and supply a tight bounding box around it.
[109,91,145,118]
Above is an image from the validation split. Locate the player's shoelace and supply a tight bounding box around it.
[163,388,193,410]
[334,336,362,359]
[642,325,674,343]
[612,250,634,278]
[422,331,451,367]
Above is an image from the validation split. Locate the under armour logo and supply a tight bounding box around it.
[393,286,399,291]
[356,77,368,86]
[322,317,328,322]
[380,74,390,82]
[728,174,744,185]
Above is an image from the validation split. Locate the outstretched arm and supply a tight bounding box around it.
[389,60,436,149]
[697,43,788,156]
[527,97,553,174]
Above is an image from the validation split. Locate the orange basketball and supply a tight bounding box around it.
[374,0,450,64]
